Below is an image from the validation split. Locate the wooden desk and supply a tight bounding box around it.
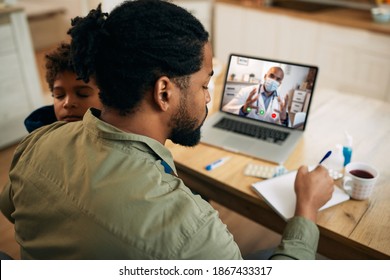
[167,84,390,259]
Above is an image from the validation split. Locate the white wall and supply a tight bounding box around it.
[227,55,310,95]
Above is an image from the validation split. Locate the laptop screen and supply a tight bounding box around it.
[220,54,318,131]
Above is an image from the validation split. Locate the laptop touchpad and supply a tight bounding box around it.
[222,137,251,150]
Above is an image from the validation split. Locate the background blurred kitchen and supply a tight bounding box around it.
[0,0,389,260]
[1,0,390,149]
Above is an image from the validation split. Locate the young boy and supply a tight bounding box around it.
[24,42,101,132]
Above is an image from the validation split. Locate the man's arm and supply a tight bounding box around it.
[270,165,333,259]
[0,181,15,223]
[294,165,333,222]
[270,216,319,259]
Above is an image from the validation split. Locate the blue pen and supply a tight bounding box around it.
[319,150,332,165]
[205,157,230,171]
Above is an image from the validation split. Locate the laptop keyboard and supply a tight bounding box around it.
[213,118,289,145]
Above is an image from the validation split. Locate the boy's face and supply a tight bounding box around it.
[52,71,101,121]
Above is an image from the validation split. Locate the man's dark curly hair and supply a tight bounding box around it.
[45,42,74,92]
[68,0,209,115]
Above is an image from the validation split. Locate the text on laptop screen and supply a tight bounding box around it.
[220,55,318,131]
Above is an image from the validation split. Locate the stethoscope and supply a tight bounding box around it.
[254,85,278,116]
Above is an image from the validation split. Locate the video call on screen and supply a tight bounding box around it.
[221,55,318,131]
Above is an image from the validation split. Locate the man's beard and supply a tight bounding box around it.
[170,103,208,147]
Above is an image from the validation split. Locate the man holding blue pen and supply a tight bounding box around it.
[0,0,333,260]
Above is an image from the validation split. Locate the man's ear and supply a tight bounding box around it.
[153,76,175,112]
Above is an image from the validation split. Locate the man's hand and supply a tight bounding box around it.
[294,165,333,222]
[242,88,259,113]
[277,94,288,120]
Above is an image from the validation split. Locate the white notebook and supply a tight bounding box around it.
[251,169,350,221]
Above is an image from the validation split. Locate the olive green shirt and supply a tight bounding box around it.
[0,109,319,259]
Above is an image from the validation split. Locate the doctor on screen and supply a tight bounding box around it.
[222,66,289,126]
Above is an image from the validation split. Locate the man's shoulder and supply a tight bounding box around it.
[17,121,67,149]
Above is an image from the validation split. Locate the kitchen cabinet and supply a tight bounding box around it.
[290,90,307,113]
[214,2,390,101]
[0,7,43,148]
[315,24,390,101]
[214,3,279,61]
[214,3,318,65]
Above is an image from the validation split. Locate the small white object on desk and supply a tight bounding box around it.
[244,163,287,179]
[371,6,390,23]
[321,146,344,180]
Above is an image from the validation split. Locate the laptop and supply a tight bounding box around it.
[201,54,319,164]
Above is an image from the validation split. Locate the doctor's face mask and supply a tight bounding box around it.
[264,78,280,92]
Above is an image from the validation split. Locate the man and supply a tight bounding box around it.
[223,67,289,126]
[0,0,333,259]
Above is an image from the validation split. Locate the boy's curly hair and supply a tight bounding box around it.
[45,43,74,92]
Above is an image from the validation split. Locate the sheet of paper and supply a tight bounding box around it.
[251,170,350,221]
